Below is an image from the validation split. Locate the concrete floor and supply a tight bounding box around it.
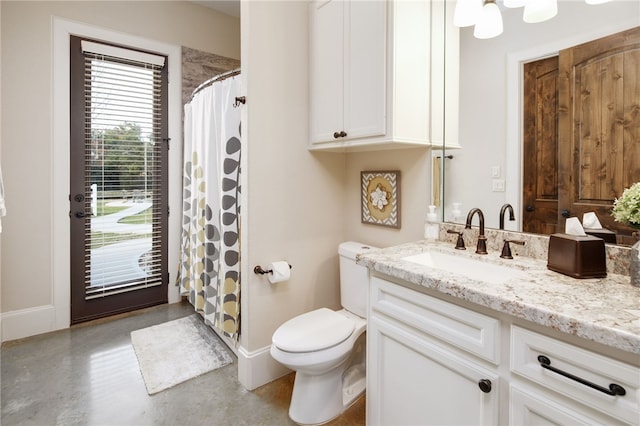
[1,301,365,426]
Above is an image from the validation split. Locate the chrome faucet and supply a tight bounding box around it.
[465,208,487,254]
[499,204,515,230]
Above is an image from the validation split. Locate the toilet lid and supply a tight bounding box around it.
[272,308,355,353]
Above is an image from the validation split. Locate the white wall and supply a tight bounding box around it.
[447,0,640,229]
[0,1,240,339]
[0,3,3,318]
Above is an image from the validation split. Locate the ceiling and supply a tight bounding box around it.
[191,0,240,18]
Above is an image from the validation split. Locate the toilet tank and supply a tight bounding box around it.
[339,241,377,318]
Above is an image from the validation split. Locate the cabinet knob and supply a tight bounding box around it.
[333,131,341,139]
[478,379,492,393]
[339,131,347,138]
[333,131,348,139]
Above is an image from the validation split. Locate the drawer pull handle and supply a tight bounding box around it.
[537,355,626,396]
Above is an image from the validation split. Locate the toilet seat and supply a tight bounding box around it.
[272,308,355,353]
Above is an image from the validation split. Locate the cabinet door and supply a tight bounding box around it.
[309,0,344,143]
[367,315,499,426]
[309,0,386,145]
[344,0,386,140]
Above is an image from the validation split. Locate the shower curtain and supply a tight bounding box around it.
[178,73,241,342]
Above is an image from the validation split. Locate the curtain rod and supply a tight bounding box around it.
[188,68,241,103]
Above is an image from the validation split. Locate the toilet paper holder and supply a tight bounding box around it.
[254,264,292,275]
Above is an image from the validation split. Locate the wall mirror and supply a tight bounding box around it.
[442,0,640,245]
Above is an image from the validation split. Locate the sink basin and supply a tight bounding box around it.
[402,251,526,284]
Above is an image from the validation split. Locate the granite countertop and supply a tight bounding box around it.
[357,240,640,355]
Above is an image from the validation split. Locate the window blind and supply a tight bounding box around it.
[82,44,166,299]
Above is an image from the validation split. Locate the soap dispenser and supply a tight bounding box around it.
[451,202,463,223]
[424,205,440,241]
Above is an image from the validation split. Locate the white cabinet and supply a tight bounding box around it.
[308,0,459,151]
[309,0,386,146]
[366,274,640,425]
[510,326,639,425]
[367,276,500,425]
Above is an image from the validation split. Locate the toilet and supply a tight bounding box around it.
[270,241,375,425]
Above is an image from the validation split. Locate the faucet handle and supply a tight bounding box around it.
[447,230,466,250]
[500,239,525,259]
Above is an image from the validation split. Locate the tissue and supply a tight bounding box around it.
[582,211,616,243]
[565,217,587,236]
[268,261,291,284]
[582,212,603,229]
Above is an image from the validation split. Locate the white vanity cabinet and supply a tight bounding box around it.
[367,275,640,426]
[308,0,458,151]
[367,276,500,425]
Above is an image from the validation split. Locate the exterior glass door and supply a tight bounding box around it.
[69,36,168,324]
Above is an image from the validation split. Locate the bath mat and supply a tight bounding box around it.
[131,314,233,394]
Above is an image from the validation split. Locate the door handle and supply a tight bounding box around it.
[74,211,88,218]
[525,205,535,212]
[561,210,571,218]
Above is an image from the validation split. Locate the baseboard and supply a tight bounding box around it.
[1,305,59,343]
[237,344,291,391]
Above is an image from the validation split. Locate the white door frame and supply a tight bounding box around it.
[47,17,182,335]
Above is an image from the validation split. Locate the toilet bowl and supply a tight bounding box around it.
[270,309,366,425]
[270,242,375,425]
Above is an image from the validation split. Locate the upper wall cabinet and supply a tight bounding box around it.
[308,0,459,152]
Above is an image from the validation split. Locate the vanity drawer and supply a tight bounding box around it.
[510,383,628,425]
[511,326,640,424]
[370,276,500,363]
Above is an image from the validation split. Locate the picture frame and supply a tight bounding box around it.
[361,170,401,228]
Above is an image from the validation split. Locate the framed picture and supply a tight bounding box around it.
[361,170,401,228]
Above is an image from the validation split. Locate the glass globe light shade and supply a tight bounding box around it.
[454,0,483,27]
[474,0,503,39]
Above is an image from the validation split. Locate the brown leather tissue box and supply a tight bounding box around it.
[547,233,607,279]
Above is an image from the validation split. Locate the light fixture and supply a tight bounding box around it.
[454,0,483,27]
[503,0,526,7]
[454,0,613,39]
[474,0,503,39]
[523,0,558,23]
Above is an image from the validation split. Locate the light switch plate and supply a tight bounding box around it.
[492,179,505,192]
